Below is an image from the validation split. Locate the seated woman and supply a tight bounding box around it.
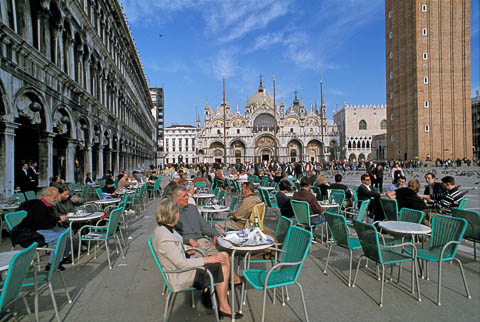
[386,179,427,211]
[152,198,242,319]
[276,181,294,218]
[315,175,330,200]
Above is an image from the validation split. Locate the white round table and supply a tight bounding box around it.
[319,202,340,210]
[378,221,431,235]
[94,198,122,206]
[67,211,106,264]
[218,235,274,321]
[258,186,275,191]
[0,250,20,271]
[193,193,215,205]
[0,204,20,212]
[199,206,230,222]
[237,180,249,184]
[285,192,294,197]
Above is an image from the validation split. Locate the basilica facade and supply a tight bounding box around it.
[196,81,339,164]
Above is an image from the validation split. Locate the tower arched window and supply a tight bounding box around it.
[380,119,387,129]
[348,141,352,149]
[362,141,366,149]
[359,120,367,130]
[366,141,370,149]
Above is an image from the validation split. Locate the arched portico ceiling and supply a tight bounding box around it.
[13,87,49,130]
[229,139,247,148]
[52,105,76,139]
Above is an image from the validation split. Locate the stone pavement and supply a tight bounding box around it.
[1,173,479,322]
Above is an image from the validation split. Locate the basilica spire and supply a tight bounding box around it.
[258,73,264,92]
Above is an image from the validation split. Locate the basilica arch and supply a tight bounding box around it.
[287,139,303,163]
[209,141,225,163]
[255,135,275,163]
[230,139,246,164]
[306,139,322,162]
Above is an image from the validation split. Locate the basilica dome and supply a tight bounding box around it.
[246,81,274,108]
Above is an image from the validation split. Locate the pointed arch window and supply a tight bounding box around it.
[359,120,367,130]
[380,119,387,129]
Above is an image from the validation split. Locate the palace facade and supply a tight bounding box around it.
[196,80,339,164]
[0,0,156,197]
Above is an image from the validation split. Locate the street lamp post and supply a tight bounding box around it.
[273,74,277,162]
[222,73,227,166]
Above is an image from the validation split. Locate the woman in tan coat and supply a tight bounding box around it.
[152,198,242,319]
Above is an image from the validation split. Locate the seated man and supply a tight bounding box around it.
[238,170,248,181]
[357,173,385,221]
[56,185,84,215]
[276,181,294,218]
[215,182,262,234]
[293,176,325,224]
[102,178,117,194]
[329,174,353,208]
[434,176,466,214]
[171,185,220,255]
[163,174,180,198]
[385,176,407,193]
[423,172,447,204]
[17,187,71,270]
[118,173,136,190]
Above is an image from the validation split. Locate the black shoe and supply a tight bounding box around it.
[45,264,65,271]
[201,290,213,309]
[61,257,72,265]
[219,310,243,320]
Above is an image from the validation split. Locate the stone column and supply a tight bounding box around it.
[105,148,112,173]
[84,144,93,177]
[97,147,104,178]
[38,133,54,188]
[113,150,119,174]
[0,122,18,197]
[65,140,76,183]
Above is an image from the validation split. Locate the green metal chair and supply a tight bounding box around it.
[398,208,424,223]
[311,186,322,201]
[13,192,26,203]
[242,225,312,322]
[194,180,207,188]
[345,200,370,226]
[243,216,293,306]
[451,208,480,260]
[77,207,125,269]
[95,188,104,200]
[457,198,469,210]
[24,191,36,201]
[329,190,345,214]
[407,215,471,305]
[5,211,28,250]
[0,242,37,322]
[22,229,72,322]
[215,188,226,205]
[147,234,219,322]
[290,200,323,237]
[324,211,362,287]
[352,220,421,307]
[5,211,27,231]
[379,197,398,221]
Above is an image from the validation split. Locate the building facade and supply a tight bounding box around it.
[385,0,472,160]
[372,134,387,162]
[164,125,198,165]
[196,80,339,164]
[0,0,156,197]
[473,90,480,160]
[150,87,165,167]
[333,104,387,161]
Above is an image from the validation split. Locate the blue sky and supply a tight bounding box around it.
[120,0,479,126]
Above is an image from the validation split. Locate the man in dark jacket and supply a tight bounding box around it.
[423,173,446,203]
[293,176,325,224]
[357,173,385,221]
[329,174,352,208]
[18,187,71,269]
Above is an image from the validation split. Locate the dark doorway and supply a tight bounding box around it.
[262,154,269,161]
[14,116,40,174]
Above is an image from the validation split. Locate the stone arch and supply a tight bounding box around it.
[348,141,352,149]
[358,153,366,161]
[76,117,90,146]
[306,139,322,162]
[362,141,366,149]
[53,105,77,139]
[287,139,303,162]
[349,153,356,162]
[12,87,50,130]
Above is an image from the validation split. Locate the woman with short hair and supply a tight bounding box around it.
[386,179,427,211]
[151,198,242,319]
